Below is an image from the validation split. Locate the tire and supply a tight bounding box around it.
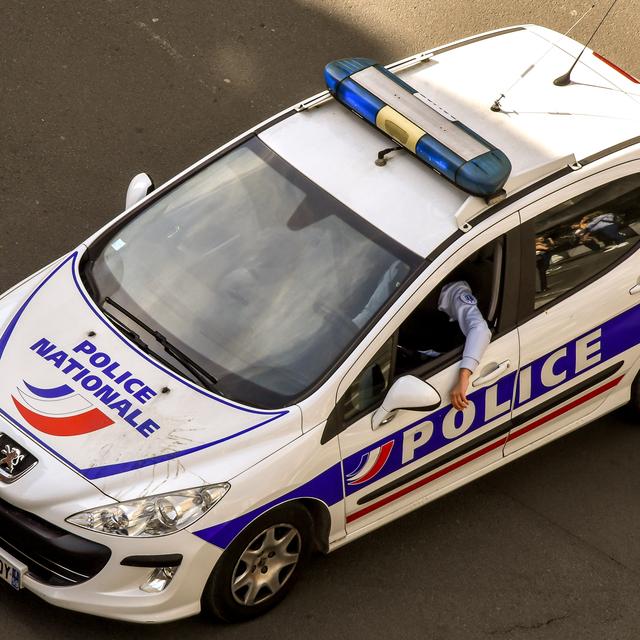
[201,503,314,623]
[630,371,640,417]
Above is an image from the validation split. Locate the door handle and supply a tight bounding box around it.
[472,360,511,387]
[630,284,640,295]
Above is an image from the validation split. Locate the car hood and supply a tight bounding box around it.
[0,250,302,501]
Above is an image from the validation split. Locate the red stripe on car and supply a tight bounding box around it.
[12,396,114,437]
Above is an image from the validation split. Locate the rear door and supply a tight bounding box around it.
[505,162,640,455]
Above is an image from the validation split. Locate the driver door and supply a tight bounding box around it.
[331,228,521,534]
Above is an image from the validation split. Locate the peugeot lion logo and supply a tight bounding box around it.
[0,434,37,482]
[0,445,24,475]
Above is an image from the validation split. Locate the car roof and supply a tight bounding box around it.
[259,25,640,258]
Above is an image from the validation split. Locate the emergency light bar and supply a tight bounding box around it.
[324,57,512,198]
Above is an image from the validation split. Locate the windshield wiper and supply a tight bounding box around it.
[102,297,220,392]
[100,307,190,377]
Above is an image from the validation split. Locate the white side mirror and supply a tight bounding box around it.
[372,375,441,430]
[125,173,155,210]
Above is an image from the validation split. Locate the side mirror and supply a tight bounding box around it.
[372,375,441,430]
[125,173,155,209]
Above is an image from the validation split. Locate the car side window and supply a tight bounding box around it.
[533,174,640,309]
[395,236,506,376]
[341,338,395,424]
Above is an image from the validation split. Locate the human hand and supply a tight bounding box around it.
[451,368,472,411]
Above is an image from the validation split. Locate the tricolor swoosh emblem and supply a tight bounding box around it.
[346,441,394,486]
[11,381,114,437]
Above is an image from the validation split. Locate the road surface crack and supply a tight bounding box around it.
[489,613,569,635]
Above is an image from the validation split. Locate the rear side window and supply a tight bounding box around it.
[533,174,640,309]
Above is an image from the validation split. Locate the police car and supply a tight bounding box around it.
[0,24,639,623]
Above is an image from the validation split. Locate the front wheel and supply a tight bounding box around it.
[201,503,314,622]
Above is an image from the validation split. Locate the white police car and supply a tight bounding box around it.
[0,24,639,623]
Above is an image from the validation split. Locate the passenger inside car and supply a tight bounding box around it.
[533,173,640,309]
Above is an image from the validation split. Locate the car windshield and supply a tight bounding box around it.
[88,137,420,407]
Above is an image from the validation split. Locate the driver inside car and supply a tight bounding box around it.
[355,262,491,412]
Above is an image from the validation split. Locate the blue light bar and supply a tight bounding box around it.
[324,58,512,198]
[324,58,375,92]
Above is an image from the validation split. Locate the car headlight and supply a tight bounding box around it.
[66,483,230,537]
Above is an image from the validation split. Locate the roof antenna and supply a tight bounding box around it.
[375,145,403,166]
[490,3,596,113]
[554,0,620,86]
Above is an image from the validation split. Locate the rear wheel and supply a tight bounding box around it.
[630,371,640,417]
[202,503,314,623]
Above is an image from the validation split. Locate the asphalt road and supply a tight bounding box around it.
[1,1,640,638]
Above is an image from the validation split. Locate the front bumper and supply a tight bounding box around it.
[0,495,111,586]
[0,492,223,623]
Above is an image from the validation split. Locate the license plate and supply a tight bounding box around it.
[0,548,27,590]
